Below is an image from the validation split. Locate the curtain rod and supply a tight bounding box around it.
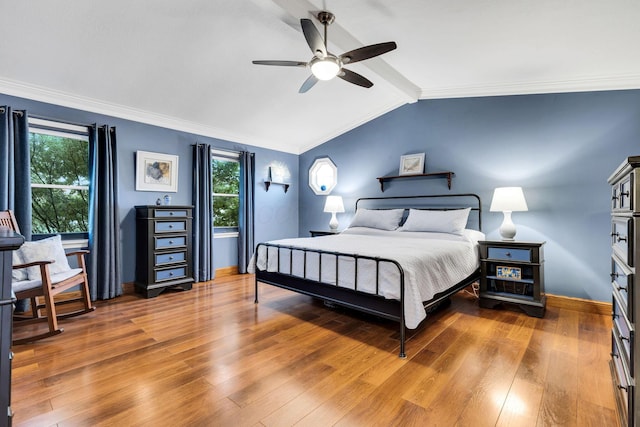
[0,107,24,117]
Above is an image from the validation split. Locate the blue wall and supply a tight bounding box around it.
[299,90,640,302]
[1,93,300,282]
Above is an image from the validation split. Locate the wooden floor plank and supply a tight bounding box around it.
[9,275,618,426]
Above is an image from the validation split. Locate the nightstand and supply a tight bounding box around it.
[478,240,546,317]
[309,230,339,237]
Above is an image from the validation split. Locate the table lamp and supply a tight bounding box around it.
[490,187,528,240]
[324,195,345,230]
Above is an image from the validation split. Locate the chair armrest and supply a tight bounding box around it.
[12,260,54,270]
[66,250,90,257]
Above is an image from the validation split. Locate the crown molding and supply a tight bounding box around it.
[420,74,640,99]
[0,77,300,155]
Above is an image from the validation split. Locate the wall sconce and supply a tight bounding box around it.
[490,187,528,240]
[324,195,345,230]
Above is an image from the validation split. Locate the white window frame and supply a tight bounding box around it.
[211,149,240,239]
[28,117,90,247]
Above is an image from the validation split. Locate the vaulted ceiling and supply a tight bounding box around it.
[1,0,638,154]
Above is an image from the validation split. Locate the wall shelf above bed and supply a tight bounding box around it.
[376,171,455,191]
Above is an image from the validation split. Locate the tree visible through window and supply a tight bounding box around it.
[29,119,90,235]
[212,156,240,228]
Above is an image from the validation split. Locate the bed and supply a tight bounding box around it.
[250,194,484,358]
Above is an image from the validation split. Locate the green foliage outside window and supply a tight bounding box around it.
[30,132,89,234]
[212,158,240,228]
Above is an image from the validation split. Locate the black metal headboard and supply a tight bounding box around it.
[354,193,482,231]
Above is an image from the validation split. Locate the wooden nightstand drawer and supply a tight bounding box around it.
[155,251,186,266]
[487,247,531,262]
[155,235,187,250]
[612,256,634,322]
[155,266,187,282]
[613,294,635,375]
[154,209,189,218]
[154,220,187,233]
[612,217,633,267]
[611,333,632,426]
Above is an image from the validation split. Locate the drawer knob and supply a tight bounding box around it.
[169,240,174,244]
[619,335,629,342]
[621,191,630,198]
[169,272,174,276]
[169,256,174,260]
[618,235,627,243]
[612,194,619,201]
[170,212,174,216]
[612,311,618,319]
[169,224,173,228]
[618,384,629,392]
[505,252,512,257]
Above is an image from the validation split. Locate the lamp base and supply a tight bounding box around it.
[499,211,517,240]
[329,212,339,230]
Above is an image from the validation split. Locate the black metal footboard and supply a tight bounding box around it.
[254,242,480,358]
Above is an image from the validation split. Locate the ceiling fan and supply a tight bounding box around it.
[252,11,397,93]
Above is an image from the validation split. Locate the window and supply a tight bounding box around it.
[212,152,240,233]
[28,118,90,237]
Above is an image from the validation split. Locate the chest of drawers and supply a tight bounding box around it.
[135,205,194,298]
[608,156,640,427]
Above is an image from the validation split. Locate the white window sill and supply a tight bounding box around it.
[62,239,89,249]
[214,232,239,239]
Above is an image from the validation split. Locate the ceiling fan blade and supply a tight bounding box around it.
[299,75,319,93]
[338,68,373,88]
[252,60,307,67]
[301,18,327,58]
[340,41,397,64]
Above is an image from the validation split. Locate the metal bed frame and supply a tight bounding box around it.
[254,194,482,358]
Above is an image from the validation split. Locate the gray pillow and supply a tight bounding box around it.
[348,208,404,231]
[16,235,71,280]
[400,208,471,235]
[12,250,27,281]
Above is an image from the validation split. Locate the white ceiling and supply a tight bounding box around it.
[1,0,639,154]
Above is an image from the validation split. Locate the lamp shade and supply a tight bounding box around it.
[323,195,345,213]
[490,187,528,212]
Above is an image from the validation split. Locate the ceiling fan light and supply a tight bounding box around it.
[311,58,340,80]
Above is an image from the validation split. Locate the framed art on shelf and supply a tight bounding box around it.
[136,150,179,192]
[399,153,425,175]
[496,265,522,280]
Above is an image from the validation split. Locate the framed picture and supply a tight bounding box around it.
[136,150,179,192]
[399,153,425,176]
[496,266,522,280]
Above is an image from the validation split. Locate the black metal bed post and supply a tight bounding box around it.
[398,262,406,359]
[254,243,262,303]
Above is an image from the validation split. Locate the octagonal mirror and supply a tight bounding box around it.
[309,157,337,195]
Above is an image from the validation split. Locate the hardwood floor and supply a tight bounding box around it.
[11,275,618,426]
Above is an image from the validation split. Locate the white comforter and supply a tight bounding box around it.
[249,227,484,329]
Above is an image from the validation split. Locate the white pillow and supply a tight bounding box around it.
[12,250,27,281]
[16,235,72,280]
[348,208,404,231]
[400,208,471,235]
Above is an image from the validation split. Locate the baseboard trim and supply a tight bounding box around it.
[546,293,611,316]
[216,266,239,277]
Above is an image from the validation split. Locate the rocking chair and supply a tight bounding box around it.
[1,210,95,344]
